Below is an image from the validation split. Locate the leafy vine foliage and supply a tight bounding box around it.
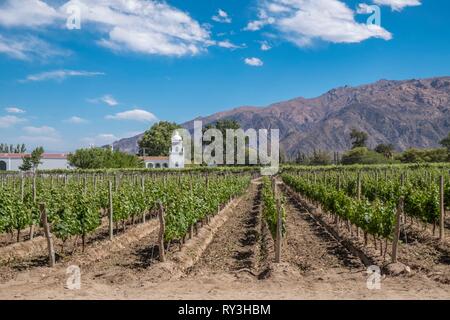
[282,166,449,239]
[0,171,252,246]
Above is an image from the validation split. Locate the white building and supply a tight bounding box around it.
[0,153,70,171]
[141,131,185,169]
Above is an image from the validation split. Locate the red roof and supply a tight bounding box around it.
[140,156,169,161]
[0,153,68,159]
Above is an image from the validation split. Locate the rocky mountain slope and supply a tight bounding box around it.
[112,76,450,158]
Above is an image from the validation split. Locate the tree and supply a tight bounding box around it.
[19,147,44,171]
[203,120,245,165]
[0,143,26,153]
[375,143,395,159]
[138,121,181,156]
[309,150,332,165]
[19,157,32,172]
[294,150,332,166]
[30,147,44,170]
[440,133,450,153]
[295,152,308,165]
[341,147,392,165]
[396,148,447,163]
[68,148,143,169]
[350,128,368,149]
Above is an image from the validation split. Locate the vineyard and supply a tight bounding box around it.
[0,170,253,252]
[0,165,449,299]
[283,165,450,238]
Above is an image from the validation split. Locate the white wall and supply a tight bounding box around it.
[144,160,169,169]
[0,158,70,171]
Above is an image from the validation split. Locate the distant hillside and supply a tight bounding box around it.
[112,76,450,158]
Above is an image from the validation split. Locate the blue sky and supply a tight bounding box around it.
[0,0,449,152]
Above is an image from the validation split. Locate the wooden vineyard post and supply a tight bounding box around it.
[440,176,445,241]
[108,181,114,240]
[357,172,362,201]
[40,203,55,267]
[356,172,361,238]
[30,173,37,240]
[392,196,404,263]
[275,196,283,263]
[20,175,24,202]
[334,174,340,228]
[83,176,87,194]
[158,201,166,262]
[142,176,146,223]
[400,173,406,225]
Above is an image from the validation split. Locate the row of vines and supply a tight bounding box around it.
[0,171,254,252]
[261,177,286,239]
[282,166,449,244]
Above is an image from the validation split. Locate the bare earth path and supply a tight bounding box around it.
[0,181,449,299]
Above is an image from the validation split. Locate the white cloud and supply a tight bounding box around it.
[64,0,211,56]
[260,41,272,51]
[65,116,88,124]
[88,94,119,106]
[245,19,274,31]
[246,0,392,46]
[0,115,27,128]
[244,9,275,31]
[106,109,158,122]
[0,34,69,61]
[5,107,26,114]
[0,0,61,28]
[0,0,211,57]
[19,126,62,148]
[245,57,264,67]
[217,40,245,50]
[373,0,421,11]
[267,3,291,13]
[212,9,232,23]
[23,126,57,135]
[20,69,105,82]
[101,95,119,106]
[18,135,63,147]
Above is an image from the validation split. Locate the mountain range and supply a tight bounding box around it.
[111,76,450,159]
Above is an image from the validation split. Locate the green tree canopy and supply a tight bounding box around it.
[0,143,26,153]
[19,158,32,172]
[294,150,332,166]
[440,133,450,152]
[396,148,448,163]
[68,148,143,169]
[374,143,395,159]
[350,128,368,149]
[341,147,392,165]
[309,150,332,165]
[19,146,44,171]
[138,121,181,156]
[204,120,246,165]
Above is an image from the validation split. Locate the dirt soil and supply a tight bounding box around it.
[0,181,449,300]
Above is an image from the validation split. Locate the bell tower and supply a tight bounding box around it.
[169,131,184,169]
